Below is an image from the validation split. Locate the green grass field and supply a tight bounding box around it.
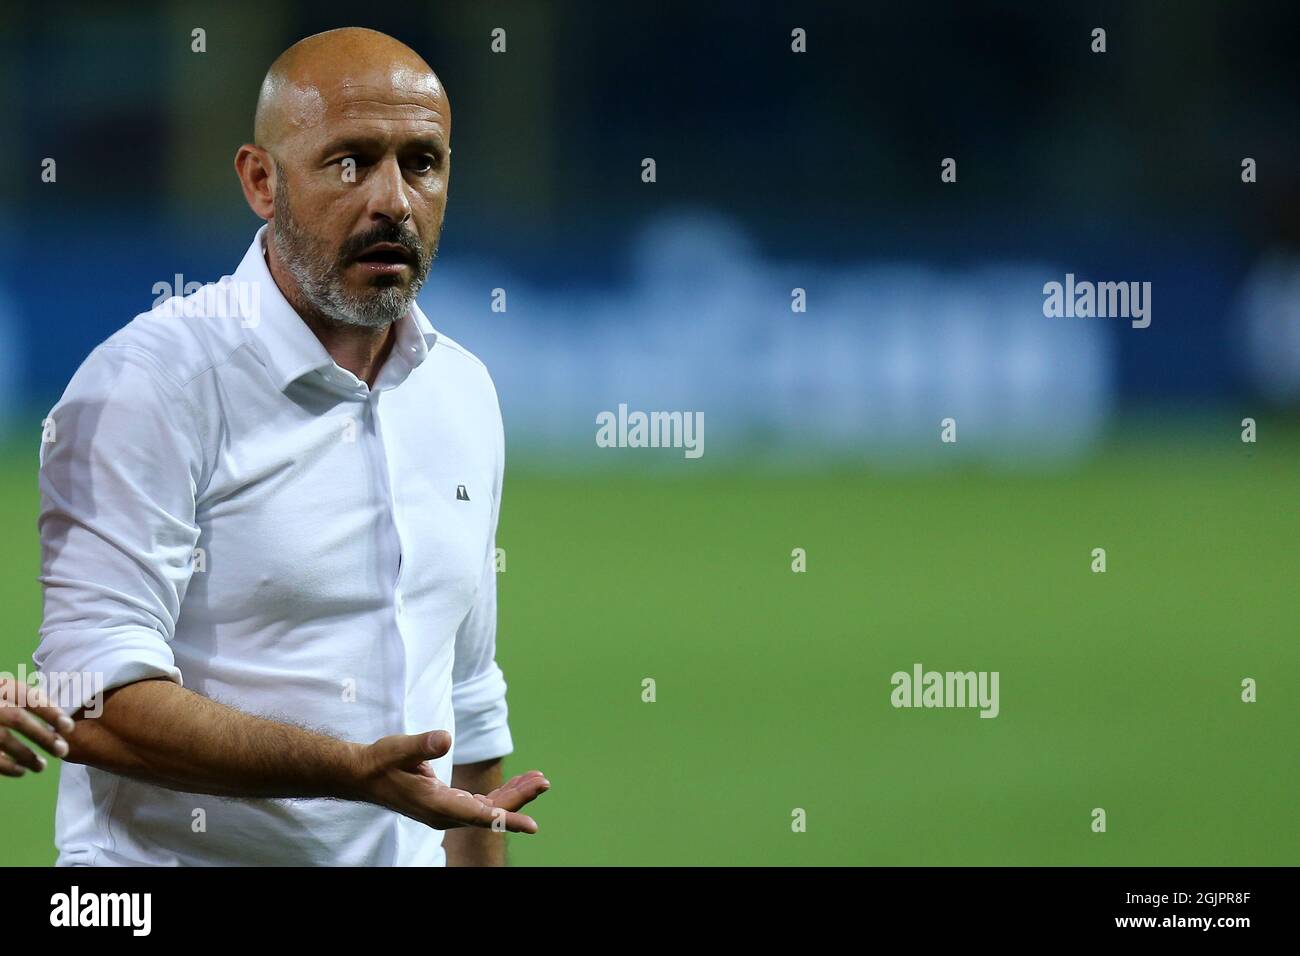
[1,427,1296,866]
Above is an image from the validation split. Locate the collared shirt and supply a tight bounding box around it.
[34,225,512,866]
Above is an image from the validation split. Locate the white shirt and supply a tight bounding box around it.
[35,225,512,866]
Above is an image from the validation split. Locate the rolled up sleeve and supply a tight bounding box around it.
[34,345,205,713]
[450,396,513,765]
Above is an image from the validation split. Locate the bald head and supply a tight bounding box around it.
[235,27,452,333]
[253,28,447,151]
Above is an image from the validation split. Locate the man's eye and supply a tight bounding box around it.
[408,155,437,172]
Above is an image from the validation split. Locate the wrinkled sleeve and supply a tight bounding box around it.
[34,345,205,713]
[450,390,513,764]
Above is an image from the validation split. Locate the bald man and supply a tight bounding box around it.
[34,28,547,866]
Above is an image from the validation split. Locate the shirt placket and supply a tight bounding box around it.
[363,388,412,735]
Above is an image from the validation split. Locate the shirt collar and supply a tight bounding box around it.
[233,224,438,394]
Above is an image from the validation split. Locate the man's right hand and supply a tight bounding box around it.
[355,730,548,833]
[0,676,75,776]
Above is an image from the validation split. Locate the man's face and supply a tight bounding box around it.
[268,67,450,328]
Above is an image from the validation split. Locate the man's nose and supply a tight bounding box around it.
[364,156,413,224]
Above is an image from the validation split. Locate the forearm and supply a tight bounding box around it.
[64,678,366,800]
[443,757,507,866]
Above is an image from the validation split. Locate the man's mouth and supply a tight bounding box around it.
[351,242,415,276]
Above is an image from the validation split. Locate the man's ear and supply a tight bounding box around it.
[234,145,276,221]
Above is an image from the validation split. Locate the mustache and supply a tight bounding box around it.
[339,223,425,263]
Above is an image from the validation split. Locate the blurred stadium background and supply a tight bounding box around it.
[0,1,1296,865]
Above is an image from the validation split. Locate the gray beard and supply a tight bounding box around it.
[270,180,434,330]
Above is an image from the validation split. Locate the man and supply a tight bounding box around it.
[33,27,548,866]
